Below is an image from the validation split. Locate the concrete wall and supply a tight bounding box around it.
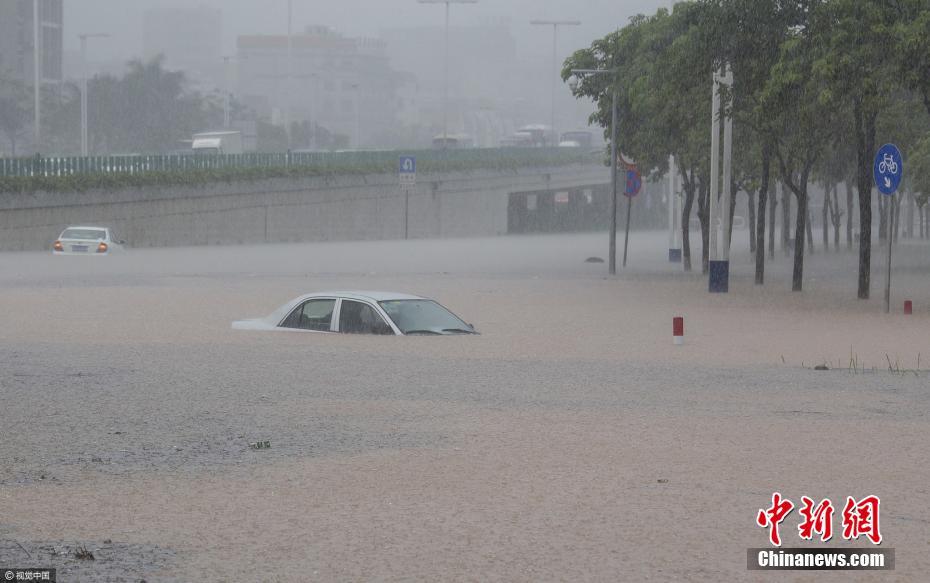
[0,164,608,251]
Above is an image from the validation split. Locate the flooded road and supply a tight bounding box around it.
[2,232,928,581]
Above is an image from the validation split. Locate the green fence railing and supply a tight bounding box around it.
[0,148,600,179]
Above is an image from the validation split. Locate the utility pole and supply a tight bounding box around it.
[79,33,109,156]
[530,19,580,145]
[222,55,233,128]
[33,0,41,150]
[417,0,478,149]
[285,0,293,148]
[708,64,734,292]
[571,68,618,274]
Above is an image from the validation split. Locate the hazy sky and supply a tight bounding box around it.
[66,0,671,63]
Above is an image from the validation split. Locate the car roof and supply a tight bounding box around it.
[294,291,426,303]
[63,226,109,231]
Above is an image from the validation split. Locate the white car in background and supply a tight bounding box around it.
[52,226,125,255]
[232,291,477,336]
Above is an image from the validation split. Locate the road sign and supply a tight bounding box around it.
[399,155,416,187]
[873,143,903,196]
[624,168,642,197]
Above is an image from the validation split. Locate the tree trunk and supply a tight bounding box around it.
[681,172,696,272]
[727,183,738,250]
[755,143,771,285]
[793,187,807,291]
[845,181,854,249]
[906,192,914,239]
[878,195,887,241]
[768,183,777,259]
[855,101,876,299]
[832,187,841,249]
[698,181,710,274]
[747,190,757,255]
[806,204,814,255]
[781,184,791,256]
[822,185,830,251]
[893,193,902,243]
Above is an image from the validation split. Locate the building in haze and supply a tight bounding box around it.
[0,0,63,88]
[237,26,400,149]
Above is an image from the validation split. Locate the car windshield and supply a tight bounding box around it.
[61,229,106,240]
[378,300,471,334]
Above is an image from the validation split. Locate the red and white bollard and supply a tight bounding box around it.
[673,316,684,345]
[904,300,913,315]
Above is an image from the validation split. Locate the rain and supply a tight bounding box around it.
[1,1,929,580]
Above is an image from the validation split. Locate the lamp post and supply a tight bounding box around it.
[350,82,361,148]
[221,55,234,128]
[33,0,41,150]
[572,68,618,275]
[417,0,477,149]
[286,0,293,148]
[79,33,109,156]
[530,19,580,145]
[708,64,734,292]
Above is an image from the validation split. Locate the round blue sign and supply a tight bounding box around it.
[873,143,903,196]
[624,169,642,197]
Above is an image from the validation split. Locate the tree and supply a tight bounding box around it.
[564,4,716,272]
[812,0,901,299]
[762,7,839,291]
[0,74,30,156]
[85,56,223,153]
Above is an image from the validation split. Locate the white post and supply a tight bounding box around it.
[721,64,734,260]
[709,69,721,261]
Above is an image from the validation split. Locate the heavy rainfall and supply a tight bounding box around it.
[1,0,929,581]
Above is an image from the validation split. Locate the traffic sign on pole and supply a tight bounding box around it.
[624,168,642,197]
[874,143,903,314]
[399,155,416,187]
[873,143,902,196]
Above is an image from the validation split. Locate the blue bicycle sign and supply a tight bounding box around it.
[873,144,903,196]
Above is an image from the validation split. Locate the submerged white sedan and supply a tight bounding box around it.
[52,226,125,255]
[232,291,477,336]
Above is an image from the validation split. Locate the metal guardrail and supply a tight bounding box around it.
[0,148,599,178]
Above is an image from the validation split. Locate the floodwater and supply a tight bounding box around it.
[1,231,928,581]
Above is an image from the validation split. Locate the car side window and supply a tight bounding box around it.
[338,300,393,335]
[280,299,336,331]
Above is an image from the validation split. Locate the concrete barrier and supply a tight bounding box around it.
[0,164,608,251]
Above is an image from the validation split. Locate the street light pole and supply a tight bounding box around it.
[285,0,293,149]
[33,0,41,150]
[350,83,361,148]
[221,55,233,128]
[79,33,109,156]
[530,19,580,145]
[417,0,477,149]
[571,68,618,274]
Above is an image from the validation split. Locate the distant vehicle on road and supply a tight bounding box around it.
[52,226,125,255]
[192,130,244,155]
[232,291,477,336]
[558,130,594,149]
[431,134,474,149]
